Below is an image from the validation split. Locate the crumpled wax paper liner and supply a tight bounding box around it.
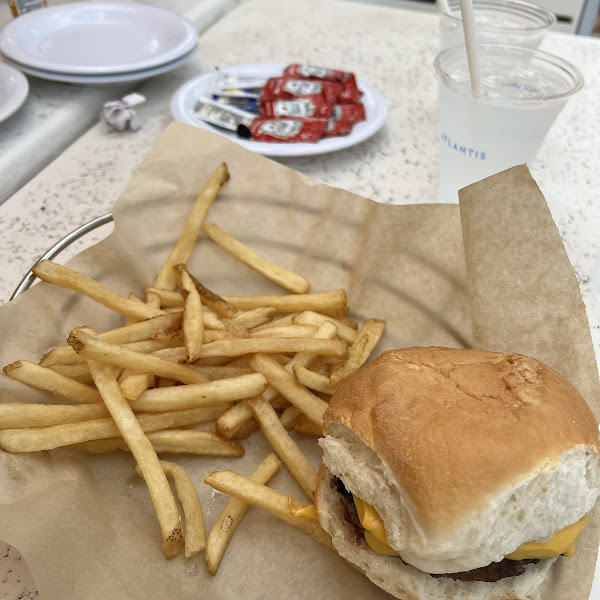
[0,124,597,600]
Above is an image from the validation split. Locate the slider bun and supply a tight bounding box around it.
[315,464,557,600]
[319,347,600,573]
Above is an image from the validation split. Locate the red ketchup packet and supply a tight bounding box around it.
[238,117,328,143]
[338,74,362,104]
[260,97,333,118]
[283,63,353,83]
[260,77,342,107]
[323,104,366,137]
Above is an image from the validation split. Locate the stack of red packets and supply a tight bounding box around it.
[239,64,366,143]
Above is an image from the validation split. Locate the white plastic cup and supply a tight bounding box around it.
[434,44,583,203]
[438,0,556,50]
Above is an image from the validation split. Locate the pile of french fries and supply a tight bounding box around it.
[0,163,385,574]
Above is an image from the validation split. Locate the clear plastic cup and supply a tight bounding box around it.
[438,0,556,50]
[435,44,583,203]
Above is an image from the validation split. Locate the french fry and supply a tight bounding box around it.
[203,222,311,294]
[201,308,226,330]
[120,373,156,401]
[250,354,329,427]
[185,273,239,319]
[50,363,94,383]
[294,414,324,437]
[72,430,244,456]
[203,470,333,550]
[0,405,229,452]
[187,365,253,379]
[191,337,347,360]
[3,360,102,404]
[292,364,339,395]
[280,405,301,430]
[128,373,268,412]
[223,289,349,319]
[293,311,358,344]
[88,359,183,558]
[0,402,109,429]
[154,163,230,290]
[40,312,183,367]
[232,307,276,329]
[175,265,204,362]
[144,288,184,308]
[205,453,281,575]
[135,460,206,557]
[251,313,298,332]
[31,260,165,320]
[329,319,386,384]
[125,339,184,352]
[250,325,317,339]
[124,292,144,326]
[67,327,207,385]
[215,321,338,439]
[248,396,317,499]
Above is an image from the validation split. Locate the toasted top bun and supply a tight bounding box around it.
[319,347,600,573]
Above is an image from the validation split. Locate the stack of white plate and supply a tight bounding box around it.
[0,1,198,85]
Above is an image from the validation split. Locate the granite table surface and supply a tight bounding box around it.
[0,0,600,597]
[0,0,244,206]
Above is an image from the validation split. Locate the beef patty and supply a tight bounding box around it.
[334,477,540,583]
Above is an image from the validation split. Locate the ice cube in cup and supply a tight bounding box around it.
[438,0,556,51]
[434,44,583,204]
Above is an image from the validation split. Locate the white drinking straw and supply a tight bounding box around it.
[459,0,482,97]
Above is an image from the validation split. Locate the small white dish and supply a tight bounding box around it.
[170,63,388,158]
[0,1,197,75]
[0,61,29,123]
[1,47,196,86]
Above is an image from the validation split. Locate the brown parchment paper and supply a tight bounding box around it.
[0,123,597,600]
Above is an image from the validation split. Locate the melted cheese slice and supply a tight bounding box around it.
[352,495,588,561]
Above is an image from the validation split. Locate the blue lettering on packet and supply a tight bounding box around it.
[441,134,486,160]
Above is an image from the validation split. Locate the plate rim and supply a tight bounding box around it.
[0,61,29,123]
[0,1,198,75]
[1,46,196,86]
[169,62,388,158]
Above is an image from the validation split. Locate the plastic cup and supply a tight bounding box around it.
[434,44,583,203]
[438,0,556,50]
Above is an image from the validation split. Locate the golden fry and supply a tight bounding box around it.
[3,360,101,404]
[223,289,349,319]
[154,163,230,290]
[248,396,317,499]
[0,402,109,429]
[250,354,329,427]
[292,364,339,395]
[129,373,268,412]
[293,310,358,344]
[205,453,281,575]
[175,265,204,362]
[204,470,333,550]
[203,222,310,294]
[329,318,386,384]
[0,405,229,452]
[32,260,165,320]
[67,327,207,385]
[72,429,244,456]
[135,460,206,558]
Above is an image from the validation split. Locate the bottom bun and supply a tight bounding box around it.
[315,464,556,600]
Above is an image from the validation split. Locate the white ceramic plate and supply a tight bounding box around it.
[0,1,197,75]
[0,61,28,123]
[170,63,388,158]
[1,47,196,86]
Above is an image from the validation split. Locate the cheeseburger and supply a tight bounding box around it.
[315,347,600,600]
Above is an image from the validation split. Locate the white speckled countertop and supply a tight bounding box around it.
[0,0,599,597]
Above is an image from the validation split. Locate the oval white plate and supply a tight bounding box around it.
[0,1,197,75]
[2,47,196,86]
[170,63,388,158]
[0,61,29,123]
